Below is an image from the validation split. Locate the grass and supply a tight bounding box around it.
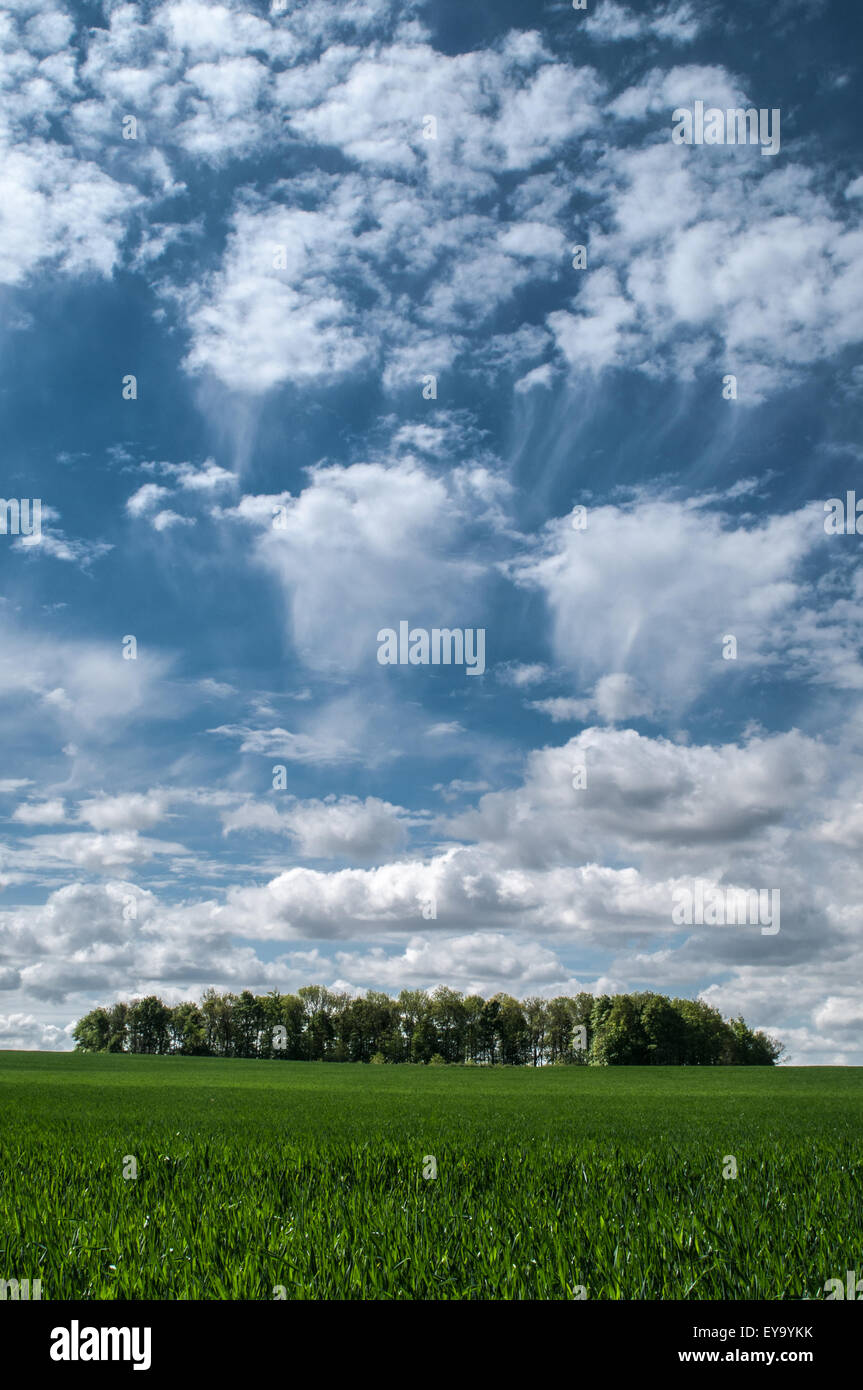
[0,1052,860,1300]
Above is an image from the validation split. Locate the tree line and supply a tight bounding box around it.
[72,986,784,1066]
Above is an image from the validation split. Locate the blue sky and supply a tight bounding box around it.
[1,0,862,1060]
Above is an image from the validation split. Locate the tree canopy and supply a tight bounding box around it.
[72,987,784,1066]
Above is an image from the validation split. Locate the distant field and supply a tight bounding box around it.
[1,1053,860,1300]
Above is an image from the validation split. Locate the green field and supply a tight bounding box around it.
[1,1053,860,1300]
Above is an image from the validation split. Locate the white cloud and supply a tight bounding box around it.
[222,794,409,862]
[76,792,171,833]
[285,796,409,860]
[21,10,74,56]
[280,35,602,178]
[0,717,859,1056]
[209,720,361,766]
[0,613,179,734]
[434,779,491,802]
[127,483,171,516]
[220,801,285,836]
[198,678,236,698]
[25,831,188,873]
[177,163,569,393]
[152,509,196,532]
[515,363,555,393]
[12,798,66,825]
[532,674,654,723]
[509,496,844,715]
[167,459,236,491]
[444,726,831,874]
[497,662,549,688]
[0,139,142,286]
[585,1,702,45]
[812,996,863,1032]
[333,932,566,993]
[126,462,235,531]
[224,458,505,672]
[0,1012,70,1050]
[609,65,745,121]
[15,525,113,568]
[549,139,863,396]
[529,697,588,722]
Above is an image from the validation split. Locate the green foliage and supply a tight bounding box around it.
[72,987,784,1068]
[0,1053,859,1300]
[72,1008,110,1053]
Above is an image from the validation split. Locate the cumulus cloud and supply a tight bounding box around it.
[76,792,172,833]
[331,932,567,994]
[222,457,507,672]
[549,137,863,396]
[222,794,410,862]
[509,495,853,716]
[25,831,188,873]
[0,713,859,1059]
[498,662,549,688]
[1,1,858,405]
[0,613,178,734]
[532,675,654,724]
[0,1013,70,1050]
[177,168,569,393]
[0,139,142,286]
[127,484,172,517]
[12,798,66,826]
[585,1,702,46]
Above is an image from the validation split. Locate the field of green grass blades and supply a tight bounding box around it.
[1,1053,860,1300]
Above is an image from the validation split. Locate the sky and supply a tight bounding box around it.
[1,0,862,1062]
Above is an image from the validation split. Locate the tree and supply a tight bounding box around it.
[570,993,595,1064]
[299,985,337,1061]
[169,1002,207,1056]
[70,987,783,1067]
[278,993,307,1060]
[338,994,396,1062]
[479,996,502,1064]
[546,997,575,1063]
[748,1029,785,1065]
[640,994,685,1065]
[428,986,467,1063]
[672,998,727,1065]
[397,989,428,1063]
[726,1016,785,1065]
[105,1001,129,1053]
[462,994,485,1063]
[200,989,235,1057]
[73,1008,110,1052]
[590,995,648,1066]
[233,990,264,1058]
[523,997,548,1066]
[126,996,171,1055]
[495,994,529,1065]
